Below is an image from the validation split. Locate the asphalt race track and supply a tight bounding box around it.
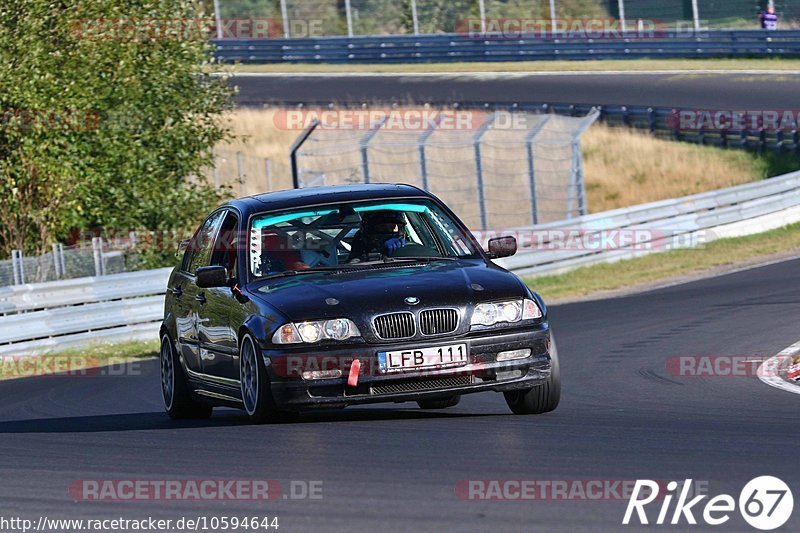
[232,71,800,109]
[1,257,799,532]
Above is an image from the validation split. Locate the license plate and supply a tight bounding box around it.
[378,343,468,373]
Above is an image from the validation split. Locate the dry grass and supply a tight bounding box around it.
[582,123,764,213]
[217,108,772,216]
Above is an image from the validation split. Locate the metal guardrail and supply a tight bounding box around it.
[3,170,800,353]
[0,268,171,355]
[493,170,800,276]
[214,30,800,63]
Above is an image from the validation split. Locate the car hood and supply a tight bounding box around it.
[250,260,526,322]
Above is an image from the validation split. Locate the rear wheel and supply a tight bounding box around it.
[160,334,213,419]
[240,333,296,424]
[504,335,561,415]
[417,395,461,409]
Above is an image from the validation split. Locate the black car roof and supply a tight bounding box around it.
[225,183,431,216]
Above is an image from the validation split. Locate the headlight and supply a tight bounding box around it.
[471,299,541,327]
[272,318,361,344]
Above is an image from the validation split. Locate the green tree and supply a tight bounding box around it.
[0,0,232,264]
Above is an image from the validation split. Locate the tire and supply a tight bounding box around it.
[239,333,296,424]
[417,395,461,409]
[160,333,213,420]
[503,334,561,415]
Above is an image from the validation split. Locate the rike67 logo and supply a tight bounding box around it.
[623,477,793,530]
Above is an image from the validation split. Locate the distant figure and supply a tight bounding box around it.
[760,4,778,30]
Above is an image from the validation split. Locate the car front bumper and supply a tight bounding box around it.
[261,325,552,408]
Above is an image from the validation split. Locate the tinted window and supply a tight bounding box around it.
[182,211,226,275]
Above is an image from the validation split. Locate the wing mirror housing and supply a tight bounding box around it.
[486,236,517,259]
[196,265,228,288]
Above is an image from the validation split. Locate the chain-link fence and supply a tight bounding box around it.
[210,1,800,36]
[293,109,598,230]
[0,239,127,286]
[210,149,277,197]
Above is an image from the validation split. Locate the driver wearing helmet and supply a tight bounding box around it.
[348,210,407,262]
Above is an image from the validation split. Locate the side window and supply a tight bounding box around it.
[209,212,240,279]
[182,211,225,275]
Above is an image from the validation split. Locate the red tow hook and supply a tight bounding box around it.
[347,359,361,387]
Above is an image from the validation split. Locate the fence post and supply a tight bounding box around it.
[345,0,354,37]
[11,250,24,285]
[236,151,245,196]
[525,115,552,225]
[290,119,319,188]
[360,116,387,184]
[691,0,701,33]
[52,244,62,279]
[417,113,442,191]
[473,112,497,230]
[212,0,222,39]
[568,109,601,218]
[212,150,220,190]
[618,0,627,32]
[549,0,556,33]
[478,0,486,33]
[265,158,273,192]
[280,0,290,38]
[92,237,105,277]
[58,243,66,279]
[410,0,419,35]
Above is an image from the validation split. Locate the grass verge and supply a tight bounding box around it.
[224,58,800,74]
[525,222,800,301]
[0,340,158,381]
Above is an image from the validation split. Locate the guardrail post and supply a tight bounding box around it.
[92,237,105,277]
[360,116,388,184]
[11,250,24,285]
[417,113,442,191]
[524,115,552,225]
[473,112,497,230]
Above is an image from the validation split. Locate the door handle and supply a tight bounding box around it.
[195,292,207,304]
[169,286,183,298]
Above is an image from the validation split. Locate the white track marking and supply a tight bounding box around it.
[758,340,800,395]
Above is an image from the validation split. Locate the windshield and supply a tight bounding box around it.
[248,198,478,279]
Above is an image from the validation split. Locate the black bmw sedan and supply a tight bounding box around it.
[160,184,559,423]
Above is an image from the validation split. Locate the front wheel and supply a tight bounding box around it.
[160,334,213,420]
[239,333,296,424]
[504,335,561,415]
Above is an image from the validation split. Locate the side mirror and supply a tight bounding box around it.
[487,236,517,259]
[196,265,228,288]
